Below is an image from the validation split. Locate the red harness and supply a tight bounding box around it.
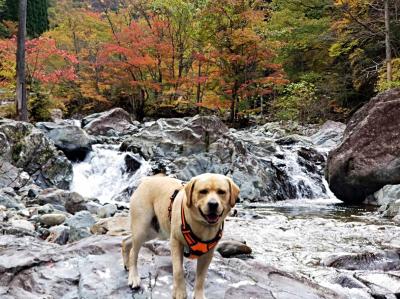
[168,188,223,260]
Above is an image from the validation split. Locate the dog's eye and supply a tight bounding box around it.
[199,189,208,195]
[217,190,226,195]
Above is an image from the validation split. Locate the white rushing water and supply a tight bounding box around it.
[70,144,151,205]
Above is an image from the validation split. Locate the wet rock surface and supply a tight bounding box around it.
[0,235,342,299]
[36,121,93,161]
[119,116,341,202]
[82,107,139,136]
[0,119,73,189]
[327,88,400,203]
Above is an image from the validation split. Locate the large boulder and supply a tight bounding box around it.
[120,116,329,201]
[0,119,73,189]
[36,121,93,161]
[82,108,138,136]
[326,89,400,203]
[120,115,229,160]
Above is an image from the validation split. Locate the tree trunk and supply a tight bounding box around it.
[16,0,28,121]
[384,0,392,82]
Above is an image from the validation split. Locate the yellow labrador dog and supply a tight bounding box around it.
[123,173,239,299]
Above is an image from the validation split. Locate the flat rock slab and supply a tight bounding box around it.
[0,235,340,299]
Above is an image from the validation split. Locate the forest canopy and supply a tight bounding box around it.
[0,0,399,124]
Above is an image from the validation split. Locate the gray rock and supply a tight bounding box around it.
[323,250,400,271]
[66,211,95,242]
[82,108,137,136]
[311,120,346,150]
[0,119,73,189]
[0,235,341,299]
[36,121,93,161]
[374,184,400,206]
[17,184,42,199]
[0,160,31,189]
[39,213,66,226]
[10,219,35,232]
[120,115,331,201]
[326,89,400,203]
[46,225,70,245]
[217,239,252,258]
[380,199,400,218]
[67,210,95,229]
[0,188,24,210]
[85,200,102,215]
[36,203,55,215]
[97,203,117,218]
[36,188,87,213]
[120,115,229,160]
[124,154,141,173]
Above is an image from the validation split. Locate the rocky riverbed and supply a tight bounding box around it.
[1,108,400,298]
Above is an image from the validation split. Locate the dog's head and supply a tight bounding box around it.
[184,173,240,226]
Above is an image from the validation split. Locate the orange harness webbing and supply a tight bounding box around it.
[168,187,223,260]
[180,202,223,259]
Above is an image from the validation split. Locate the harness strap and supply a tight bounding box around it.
[167,185,224,260]
[180,201,223,259]
[168,182,185,223]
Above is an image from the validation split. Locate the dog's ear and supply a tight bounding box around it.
[185,178,196,207]
[227,178,240,207]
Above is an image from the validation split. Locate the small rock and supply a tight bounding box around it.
[380,199,400,218]
[36,189,87,213]
[217,239,252,258]
[11,219,35,232]
[18,184,42,199]
[67,211,95,229]
[97,203,117,218]
[85,200,101,215]
[124,154,141,173]
[46,225,70,245]
[66,211,95,242]
[39,213,66,226]
[90,216,130,236]
[0,188,24,210]
[64,192,88,214]
[37,204,55,215]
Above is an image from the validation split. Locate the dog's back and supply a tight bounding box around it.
[129,176,183,239]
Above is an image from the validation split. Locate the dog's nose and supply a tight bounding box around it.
[208,199,219,211]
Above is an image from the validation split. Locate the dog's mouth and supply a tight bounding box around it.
[199,208,223,224]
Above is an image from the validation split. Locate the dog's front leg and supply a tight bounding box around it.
[171,238,187,299]
[193,249,214,299]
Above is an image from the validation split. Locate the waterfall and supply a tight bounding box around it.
[70,144,151,205]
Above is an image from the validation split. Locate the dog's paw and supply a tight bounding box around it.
[128,274,141,290]
[172,288,187,299]
[193,291,206,299]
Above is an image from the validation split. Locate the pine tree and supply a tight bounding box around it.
[2,0,48,37]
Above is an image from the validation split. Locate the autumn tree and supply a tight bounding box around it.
[203,0,285,123]
[331,0,400,100]
[0,36,78,119]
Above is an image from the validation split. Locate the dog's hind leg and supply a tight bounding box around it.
[128,229,148,289]
[121,236,132,271]
[128,213,158,289]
